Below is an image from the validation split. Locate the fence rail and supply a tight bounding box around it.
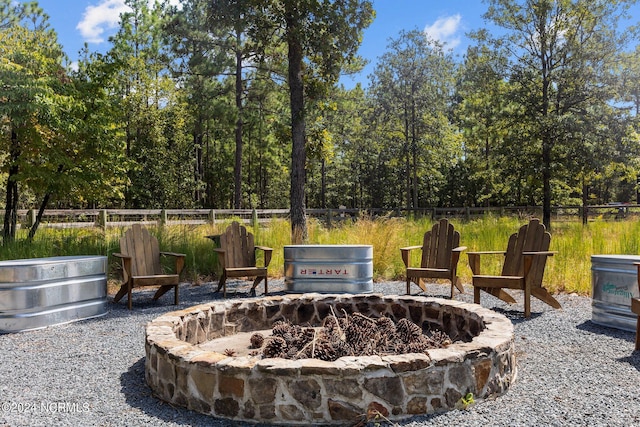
[6,204,638,230]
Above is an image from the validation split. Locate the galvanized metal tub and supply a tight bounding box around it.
[0,255,108,333]
[591,254,640,332]
[284,244,373,293]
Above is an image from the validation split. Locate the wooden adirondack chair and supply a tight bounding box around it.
[212,221,273,297]
[113,224,185,310]
[633,263,640,351]
[468,218,560,318]
[400,218,467,298]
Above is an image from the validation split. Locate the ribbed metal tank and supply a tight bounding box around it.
[284,245,373,293]
[0,256,108,333]
[591,254,640,332]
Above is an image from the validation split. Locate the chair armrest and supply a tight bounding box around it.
[450,246,467,271]
[400,245,422,251]
[112,253,132,282]
[255,246,273,268]
[466,251,506,255]
[522,251,556,256]
[400,246,422,268]
[160,252,186,276]
[521,251,556,280]
[160,251,186,258]
[112,252,130,259]
[212,248,226,269]
[467,250,505,275]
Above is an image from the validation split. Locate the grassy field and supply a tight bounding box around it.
[2,215,639,295]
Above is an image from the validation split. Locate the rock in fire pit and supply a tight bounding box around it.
[144,293,516,425]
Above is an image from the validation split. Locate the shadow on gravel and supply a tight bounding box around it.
[103,281,273,318]
[119,356,453,427]
[575,320,634,342]
[617,352,640,372]
[120,358,222,425]
[483,307,543,325]
[575,320,640,371]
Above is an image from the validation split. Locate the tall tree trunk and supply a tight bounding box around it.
[539,17,552,230]
[194,125,203,206]
[3,129,20,245]
[321,159,326,209]
[28,192,51,241]
[542,135,552,229]
[403,100,411,209]
[411,86,418,210]
[28,164,64,240]
[234,26,244,209]
[582,179,589,226]
[286,8,307,244]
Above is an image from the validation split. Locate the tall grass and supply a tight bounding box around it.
[2,216,639,295]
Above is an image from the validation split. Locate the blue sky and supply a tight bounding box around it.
[30,0,640,88]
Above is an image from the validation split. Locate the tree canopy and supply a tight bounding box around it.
[1,0,640,241]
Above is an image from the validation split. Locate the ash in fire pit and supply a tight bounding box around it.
[145,293,516,425]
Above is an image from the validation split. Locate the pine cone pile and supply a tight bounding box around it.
[255,313,454,362]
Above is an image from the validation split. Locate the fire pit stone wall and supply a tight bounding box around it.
[145,293,515,424]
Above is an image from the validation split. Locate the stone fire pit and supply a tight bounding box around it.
[144,293,515,424]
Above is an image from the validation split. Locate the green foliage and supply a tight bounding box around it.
[3,0,640,236]
[0,215,635,295]
[368,29,459,209]
[480,0,637,226]
[0,3,116,241]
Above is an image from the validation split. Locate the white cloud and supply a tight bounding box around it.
[76,0,129,44]
[424,14,462,50]
[76,0,183,44]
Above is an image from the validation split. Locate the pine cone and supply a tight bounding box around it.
[351,312,376,329]
[404,341,428,354]
[428,329,453,347]
[262,336,287,358]
[314,341,339,361]
[250,333,265,349]
[286,346,301,359]
[280,332,295,344]
[376,316,397,336]
[293,328,315,348]
[396,318,423,343]
[322,316,339,334]
[332,338,352,358]
[272,321,294,337]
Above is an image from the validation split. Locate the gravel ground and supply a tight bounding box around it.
[1,280,639,427]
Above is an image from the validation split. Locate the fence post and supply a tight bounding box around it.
[465,206,470,221]
[159,209,167,227]
[327,209,332,228]
[251,209,258,229]
[208,209,216,224]
[96,210,107,229]
[25,209,36,228]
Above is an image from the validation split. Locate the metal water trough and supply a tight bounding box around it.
[591,254,640,332]
[284,245,373,293]
[0,256,108,333]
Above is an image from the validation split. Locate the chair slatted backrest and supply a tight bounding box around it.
[501,219,551,285]
[421,218,459,270]
[120,224,162,276]
[219,221,256,268]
